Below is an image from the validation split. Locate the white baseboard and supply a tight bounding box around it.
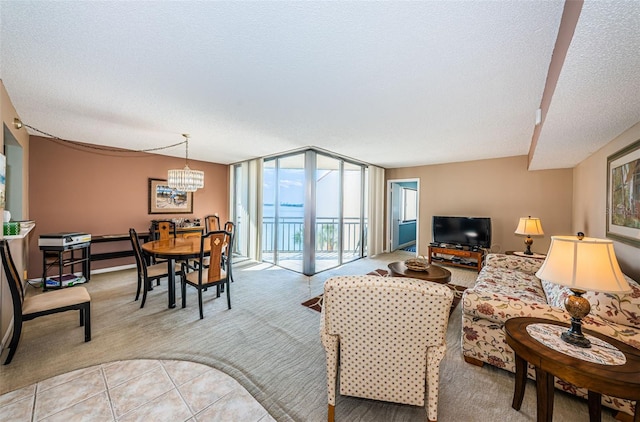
[92,264,136,274]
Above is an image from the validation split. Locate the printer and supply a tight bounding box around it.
[38,232,92,248]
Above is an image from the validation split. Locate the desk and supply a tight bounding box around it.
[141,237,210,308]
[505,317,640,422]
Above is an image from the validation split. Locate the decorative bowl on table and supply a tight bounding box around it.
[404,257,430,272]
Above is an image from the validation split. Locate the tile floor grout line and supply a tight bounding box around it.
[101,364,117,421]
[159,360,197,420]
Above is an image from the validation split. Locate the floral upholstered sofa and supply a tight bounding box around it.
[461,253,640,419]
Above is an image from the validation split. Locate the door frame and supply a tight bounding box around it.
[386,178,420,254]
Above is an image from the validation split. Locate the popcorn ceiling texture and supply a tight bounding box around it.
[4,2,636,169]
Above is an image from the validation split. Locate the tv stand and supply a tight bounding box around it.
[428,246,484,273]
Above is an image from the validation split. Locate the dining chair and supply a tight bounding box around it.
[148,220,177,265]
[320,275,453,422]
[129,228,171,308]
[181,230,233,319]
[1,239,91,365]
[195,221,235,289]
[150,220,177,240]
[222,221,235,284]
[204,214,221,233]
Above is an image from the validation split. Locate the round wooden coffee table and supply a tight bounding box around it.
[387,261,451,284]
[505,317,640,422]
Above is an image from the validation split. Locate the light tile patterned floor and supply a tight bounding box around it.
[0,359,275,422]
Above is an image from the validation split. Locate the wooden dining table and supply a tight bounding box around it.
[141,237,210,308]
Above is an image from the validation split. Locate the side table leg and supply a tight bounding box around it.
[512,353,527,410]
[587,390,602,422]
[535,367,554,422]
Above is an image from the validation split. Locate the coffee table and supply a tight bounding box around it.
[505,317,640,422]
[387,261,451,284]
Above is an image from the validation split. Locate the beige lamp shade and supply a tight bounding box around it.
[535,235,630,293]
[514,216,544,236]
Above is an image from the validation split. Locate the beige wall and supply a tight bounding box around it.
[573,122,640,280]
[28,136,229,278]
[386,155,574,258]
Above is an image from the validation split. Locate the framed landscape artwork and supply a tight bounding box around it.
[148,178,193,214]
[607,139,640,247]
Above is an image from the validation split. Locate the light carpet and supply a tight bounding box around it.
[0,251,617,421]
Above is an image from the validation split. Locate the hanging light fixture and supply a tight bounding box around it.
[167,134,204,192]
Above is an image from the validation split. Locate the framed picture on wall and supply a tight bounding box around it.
[606,139,640,247]
[148,178,193,214]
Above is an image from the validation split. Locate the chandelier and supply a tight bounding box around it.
[167,134,204,192]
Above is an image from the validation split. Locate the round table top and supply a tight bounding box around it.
[141,237,210,259]
[504,317,640,400]
[387,261,451,284]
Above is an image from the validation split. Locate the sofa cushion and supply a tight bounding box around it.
[586,275,640,328]
[484,253,544,275]
[541,279,571,309]
[542,275,640,329]
[473,266,547,304]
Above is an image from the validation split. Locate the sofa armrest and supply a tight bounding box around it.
[462,288,569,325]
[485,253,544,275]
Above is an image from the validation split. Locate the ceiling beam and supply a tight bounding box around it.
[528,0,583,169]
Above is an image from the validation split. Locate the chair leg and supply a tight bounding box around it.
[328,404,335,422]
[135,274,142,301]
[140,278,149,308]
[3,320,22,365]
[198,288,204,319]
[226,281,231,310]
[83,303,91,342]
[181,280,187,309]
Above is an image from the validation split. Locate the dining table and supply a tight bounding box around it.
[141,236,210,308]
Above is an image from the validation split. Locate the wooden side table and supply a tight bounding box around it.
[505,317,640,422]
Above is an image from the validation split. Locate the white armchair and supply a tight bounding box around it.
[320,275,453,422]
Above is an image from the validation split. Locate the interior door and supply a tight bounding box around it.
[390,183,402,250]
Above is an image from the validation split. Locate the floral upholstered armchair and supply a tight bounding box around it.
[320,275,453,422]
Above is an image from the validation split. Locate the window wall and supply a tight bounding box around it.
[259,149,367,275]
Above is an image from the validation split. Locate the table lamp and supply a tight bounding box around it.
[535,234,631,348]
[514,216,544,255]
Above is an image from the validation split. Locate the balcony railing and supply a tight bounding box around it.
[261,216,366,255]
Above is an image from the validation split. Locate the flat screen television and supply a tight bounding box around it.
[432,216,492,249]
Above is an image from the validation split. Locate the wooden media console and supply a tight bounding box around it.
[428,245,485,272]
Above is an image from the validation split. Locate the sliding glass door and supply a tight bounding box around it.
[263,153,306,272]
[315,155,341,272]
[260,149,366,275]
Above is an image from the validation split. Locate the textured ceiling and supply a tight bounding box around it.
[0,1,638,169]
